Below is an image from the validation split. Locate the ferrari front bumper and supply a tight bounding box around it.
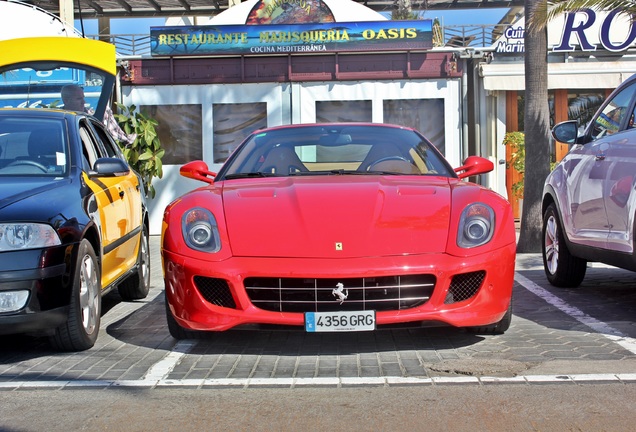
[163,241,516,332]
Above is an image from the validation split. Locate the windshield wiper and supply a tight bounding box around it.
[224,172,276,180]
[363,170,401,175]
[288,170,368,176]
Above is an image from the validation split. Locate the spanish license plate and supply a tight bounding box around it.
[305,310,375,332]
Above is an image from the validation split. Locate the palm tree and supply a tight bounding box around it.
[518,0,635,252]
[517,0,552,253]
[392,0,421,20]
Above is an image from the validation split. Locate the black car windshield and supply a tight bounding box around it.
[218,124,455,179]
[0,117,68,176]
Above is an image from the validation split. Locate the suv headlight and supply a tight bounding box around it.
[0,223,61,251]
[182,208,221,252]
[457,203,495,248]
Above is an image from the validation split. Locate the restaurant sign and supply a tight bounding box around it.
[150,20,433,57]
[553,9,636,52]
[494,9,636,55]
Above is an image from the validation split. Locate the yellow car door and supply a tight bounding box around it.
[80,121,141,289]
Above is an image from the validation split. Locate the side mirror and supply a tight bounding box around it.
[91,157,130,177]
[552,120,579,144]
[454,156,493,180]
[180,160,216,184]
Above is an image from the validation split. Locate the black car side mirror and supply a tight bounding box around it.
[91,157,130,177]
[551,120,579,144]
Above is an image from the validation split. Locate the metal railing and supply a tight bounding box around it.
[91,24,505,58]
[442,24,508,49]
[88,34,153,57]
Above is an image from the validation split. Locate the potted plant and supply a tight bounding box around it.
[504,131,525,198]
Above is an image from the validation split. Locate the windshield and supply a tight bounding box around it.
[0,117,68,176]
[0,62,113,117]
[0,37,117,119]
[218,124,455,180]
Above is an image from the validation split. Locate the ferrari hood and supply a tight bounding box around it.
[221,176,452,258]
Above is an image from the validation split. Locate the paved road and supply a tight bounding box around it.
[3,236,636,390]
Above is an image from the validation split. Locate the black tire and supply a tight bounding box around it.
[165,291,201,339]
[468,297,512,335]
[542,202,587,287]
[50,239,101,351]
[118,224,151,300]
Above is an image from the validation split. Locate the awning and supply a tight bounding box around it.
[480,61,636,90]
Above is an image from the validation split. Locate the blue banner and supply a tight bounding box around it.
[151,20,433,56]
[0,67,81,87]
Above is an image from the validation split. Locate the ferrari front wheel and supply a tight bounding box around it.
[542,203,586,287]
[50,239,101,351]
[165,291,202,340]
[468,298,512,335]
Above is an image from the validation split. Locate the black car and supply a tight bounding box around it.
[0,108,150,351]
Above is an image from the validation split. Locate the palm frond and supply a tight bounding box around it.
[529,0,636,30]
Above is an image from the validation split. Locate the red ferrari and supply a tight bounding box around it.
[161,123,516,338]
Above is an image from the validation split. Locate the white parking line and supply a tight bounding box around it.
[140,340,196,383]
[2,373,636,390]
[515,273,636,355]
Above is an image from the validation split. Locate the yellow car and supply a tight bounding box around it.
[0,37,150,351]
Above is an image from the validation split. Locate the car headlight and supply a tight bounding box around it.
[457,202,495,248]
[0,223,61,251]
[182,208,221,252]
[0,290,30,313]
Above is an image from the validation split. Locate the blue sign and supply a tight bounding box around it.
[151,20,433,56]
[0,67,81,86]
[0,68,98,109]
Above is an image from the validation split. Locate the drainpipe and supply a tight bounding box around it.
[461,56,469,163]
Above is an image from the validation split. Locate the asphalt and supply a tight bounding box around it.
[2,235,636,389]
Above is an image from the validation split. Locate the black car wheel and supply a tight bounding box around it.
[542,202,587,287]
[50,239,101,351]
[118,224,151,300]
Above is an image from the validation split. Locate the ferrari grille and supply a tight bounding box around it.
[444,271,486,304]
[194,276,237,309]
[244,274,435,313]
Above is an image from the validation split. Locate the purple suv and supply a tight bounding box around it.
[543,73,636,287]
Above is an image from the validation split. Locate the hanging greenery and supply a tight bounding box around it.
[113,103,165,199]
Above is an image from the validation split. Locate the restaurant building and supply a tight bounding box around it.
[120,0,473,233]
[4,0,634,232]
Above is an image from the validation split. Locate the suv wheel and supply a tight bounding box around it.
[542,202,587,287]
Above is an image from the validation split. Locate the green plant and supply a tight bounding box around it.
[432,18,443,47]
[113,103,164,198]
[503,131,525,198]
[391,0,421,20]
